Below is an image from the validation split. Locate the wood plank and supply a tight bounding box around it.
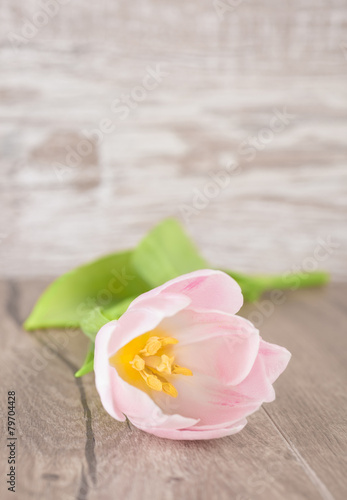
[1,280,346,499]
[252,284,347,500]
[0,1,346,279]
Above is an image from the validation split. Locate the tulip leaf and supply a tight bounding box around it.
[75,342,94,378]
[103,295,136,320]
[24,250,149,330]
[131,218,208,287]
[75,299,135,378]
[80,307,110,341]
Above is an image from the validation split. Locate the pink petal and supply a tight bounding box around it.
[129,269,243,316]
[160,309,260,386]
[151,372,261,428]
[258,339,292,384]
[102,357,198,430]
[233,355,276,403]
[138,418,248,440]
[94,320,126,421]
[128,409,198,431]
[108,293,190,355]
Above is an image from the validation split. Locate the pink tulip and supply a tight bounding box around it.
[94,270,291,440]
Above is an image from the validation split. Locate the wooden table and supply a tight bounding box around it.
[1,280,346,499]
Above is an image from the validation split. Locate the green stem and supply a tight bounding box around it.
[223,269,329,302]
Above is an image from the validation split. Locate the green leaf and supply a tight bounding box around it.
[103,295,136,321]
[131,218,208,287]
[75,298,136,376]
[80,307,110,341]
[24,250,149,330]
[75,342,94,378]
[75,298,135,378]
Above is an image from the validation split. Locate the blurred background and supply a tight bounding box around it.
[1,0,346,280]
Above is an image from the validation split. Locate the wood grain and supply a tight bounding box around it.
[1,280,346,500]
[0,0,346,279]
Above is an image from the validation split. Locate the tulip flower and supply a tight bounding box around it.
[94,270,291,440]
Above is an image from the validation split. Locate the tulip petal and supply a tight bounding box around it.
[108,293,191,354]
[105,358,198,430]
[160,309,260,386]
[233,355,276,403]
[129,269,243,316]
[151,371,261,428]
[94,320,126,421]
[128,407,199,431]
[258,339,292,384]
[150,340,290,429]
[138,418,248,440]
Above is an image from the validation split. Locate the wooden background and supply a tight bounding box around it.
[0,0,346,279]
[1,0,347,499]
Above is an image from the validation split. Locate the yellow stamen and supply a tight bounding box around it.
[123,333,192,397]
[157,354,174,374]
[172,364,193,376]
[162,382,178,398]
[142,354,174,375]
[139,369,163,391]
[140,336,179,357]
[160,337,179,347]
[129,354,145,371]
[139,336,162,356]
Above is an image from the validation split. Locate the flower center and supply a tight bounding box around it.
[129,336,192,397]
[109,331,192,398]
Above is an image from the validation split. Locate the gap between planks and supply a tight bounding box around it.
[261,407,335,500]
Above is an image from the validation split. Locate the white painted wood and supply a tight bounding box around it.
[0,0,346,279]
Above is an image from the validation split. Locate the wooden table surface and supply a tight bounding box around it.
[1,280,346,500]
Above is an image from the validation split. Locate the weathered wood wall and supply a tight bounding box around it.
[0,0,346,279]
